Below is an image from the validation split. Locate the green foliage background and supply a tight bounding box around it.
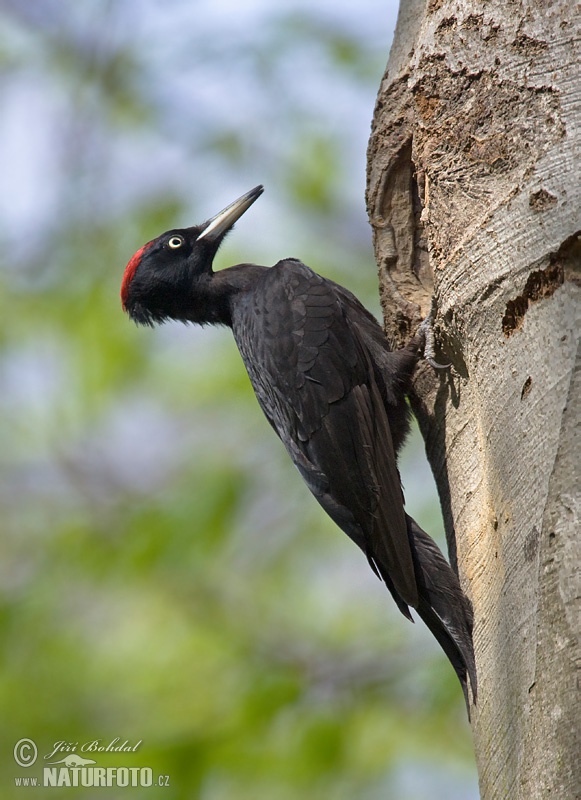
[1,2,477,797]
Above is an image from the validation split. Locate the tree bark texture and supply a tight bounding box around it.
[366,2,580,798]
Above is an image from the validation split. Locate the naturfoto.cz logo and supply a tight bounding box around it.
[13,738,170,789]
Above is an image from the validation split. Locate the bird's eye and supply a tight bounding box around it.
[168,236,184,249]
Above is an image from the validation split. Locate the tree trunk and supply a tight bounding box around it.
[366,2,580,798]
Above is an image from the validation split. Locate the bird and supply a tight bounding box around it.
[121,185,477,710]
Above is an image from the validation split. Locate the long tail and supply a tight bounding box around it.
[406,514,477,714]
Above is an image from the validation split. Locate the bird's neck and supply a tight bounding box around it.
[186,263,267,327]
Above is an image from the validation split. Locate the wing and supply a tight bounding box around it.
[231,259,418,608]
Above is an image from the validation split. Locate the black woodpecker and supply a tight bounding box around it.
[121,186,477,710]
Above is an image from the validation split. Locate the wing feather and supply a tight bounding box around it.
[231,259,418,607]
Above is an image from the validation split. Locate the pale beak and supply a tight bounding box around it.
[197,185,264,241]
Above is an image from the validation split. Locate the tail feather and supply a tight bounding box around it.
[405,514,477,713]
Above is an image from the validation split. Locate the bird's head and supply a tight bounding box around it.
[121,185,264,325]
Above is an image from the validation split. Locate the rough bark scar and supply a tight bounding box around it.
[529,188,557,212]
[502,232,580,336]
[521,376,533,400]
[502,262,564,337]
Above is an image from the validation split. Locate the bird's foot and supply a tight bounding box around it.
[418,297,450,370]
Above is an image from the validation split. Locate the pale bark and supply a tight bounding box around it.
[367,2,580,798]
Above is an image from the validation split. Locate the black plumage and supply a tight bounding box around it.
[121,186,477,709]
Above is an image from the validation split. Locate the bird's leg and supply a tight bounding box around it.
[417,297,450,370]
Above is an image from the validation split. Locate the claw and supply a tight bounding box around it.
[419,298,450,370]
